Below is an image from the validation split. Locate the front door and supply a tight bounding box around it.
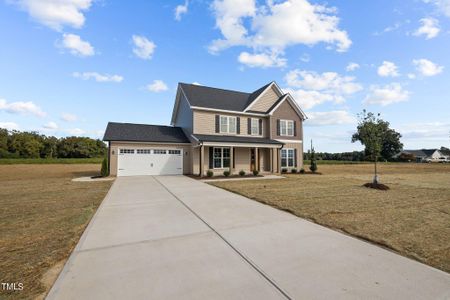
[250,148,256,171]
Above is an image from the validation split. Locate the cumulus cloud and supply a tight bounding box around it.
[0,122,19,131]
[413,58,444,76]
[12,0,93,31]
[377,61,399,77]
[175,1,188,21]
[398,121,450,140]
[146,80,169,92]
[61,113,78,122]
[413,17,440,39]
[423,0,450,17]
[238,51,286,68]
[72,72,123,82]
[306,110,356,126]
[284,89,336,110]
[364,83,410,106]
[209,0,351,67]
[43,121,58,130]
[60,33,94,57]
[132,35,156,60]
[0,98,46,117]
[192,82,202,85]
[346,62,360,72]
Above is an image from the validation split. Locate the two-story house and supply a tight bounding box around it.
[103,81,307,177]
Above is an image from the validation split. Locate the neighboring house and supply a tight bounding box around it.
[103,82,307,176]
[400,149,449,162]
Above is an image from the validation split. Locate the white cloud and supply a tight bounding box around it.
[346,62,360,72]
[407,73,416,79]
[146,80,169,92]
[72,72,123,82]
[413,58,444,76]
[238,51,286,68]
[60,33,94,57]
[413,17,440,39]
[175,1,188,21]
[209,0,351,66]
[285,89,336,110]
[423,0,450,17]
[12,0,93,31]
[306,110,356,126]
[43,121,58,130]
[132,35,156,60]
[0,122,19,131]
[377,61,399,77]
[364,83,410,106]
[192,82,202,85]
[398,121,450,140]
[67,128,85,135]
[61,113,78,122]
[0,98,46,117]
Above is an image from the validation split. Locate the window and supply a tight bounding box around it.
[220,116,237,134]
[136,149,151,154]
[153,149,167,154]
[251,118,260,135]
[280,120,294,136]
[213,147,230,169]
[281,149,295,168]
[120,149,134,154]
[168,150,181,155]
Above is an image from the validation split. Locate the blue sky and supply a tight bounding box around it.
[0,0,449,152]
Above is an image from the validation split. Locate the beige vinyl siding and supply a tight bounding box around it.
[235,147,250,172]
[270,100,303,141]
[193,110,270,138]
[259,148,270,172]
[248,85,280,112]
[109,142,191,176]
[173,92,193,136]
[281,142,304,170]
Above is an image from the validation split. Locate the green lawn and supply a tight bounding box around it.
[0,157,104,164]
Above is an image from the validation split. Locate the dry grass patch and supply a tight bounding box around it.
[211,163,450,273]
[0,164,113,299]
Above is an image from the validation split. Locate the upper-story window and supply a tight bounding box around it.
[250,118,260,135]
[220,116,237,134]
[280,120,294,136]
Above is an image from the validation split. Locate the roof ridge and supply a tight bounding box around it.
[108,122,179,128]
[179,82,250,95]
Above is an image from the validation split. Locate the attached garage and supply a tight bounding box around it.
[103,122,191,176]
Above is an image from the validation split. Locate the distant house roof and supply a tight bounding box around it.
[403,149,439,157]
[192,134,283,145]
[440,148,450,156]
[103,122,190,143]
[179,82,274,113]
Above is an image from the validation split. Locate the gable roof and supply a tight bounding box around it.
[103,122,190,143]
[403,149,439,157]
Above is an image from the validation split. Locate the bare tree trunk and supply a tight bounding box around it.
[373,156,378,184]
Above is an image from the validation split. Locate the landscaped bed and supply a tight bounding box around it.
[210,163,450,273]
[0,164,113,299]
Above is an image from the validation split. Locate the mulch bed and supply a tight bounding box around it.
[188,174,263,180]
[363,182,390,190]
[284,172,322,175]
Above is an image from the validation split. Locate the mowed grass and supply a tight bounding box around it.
[0,164,113,299]
[0,157,104,164]
[211,163,450,273]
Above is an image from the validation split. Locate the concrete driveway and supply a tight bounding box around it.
[48,176,450,300]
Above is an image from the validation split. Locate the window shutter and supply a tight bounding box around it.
[258,119,263,135]
[236,117,240,134]
[293,120,297,136]
[277,119,280,135]
[294,149,297,167]
[209,147,213,169]
[215,115,220,133]
[247,118,251,134]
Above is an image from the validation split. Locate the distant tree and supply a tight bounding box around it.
[398,152,415,162]
[41,136,58,158]
[0,128,8,157]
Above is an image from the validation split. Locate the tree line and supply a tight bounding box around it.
[0,129,107,159]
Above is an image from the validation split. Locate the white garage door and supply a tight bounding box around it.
[118,148,183,176]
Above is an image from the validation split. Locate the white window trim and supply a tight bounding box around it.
[213,147,231,169]
[250,118,261,136]
[281,148,295,168]
[220,115,237,134]
[280,119,294,137]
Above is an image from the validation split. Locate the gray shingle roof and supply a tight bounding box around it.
[179,82,272,112]
[403,149,438,157]
[192,134,283,145]
[103,122,190,143]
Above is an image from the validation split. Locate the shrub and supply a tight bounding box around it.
[239,170,245,176]
[101,157,108,177]
[281,168,287,173]
[299,168,305,174]
[223,170,230,177]
[310,160,318,173]
[207,170,213,177]
[291,168,297,173]
[253,169,259,176]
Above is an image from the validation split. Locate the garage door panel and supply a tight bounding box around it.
[118,148,183,176]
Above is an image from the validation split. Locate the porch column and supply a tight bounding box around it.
[199,145,204,177]
[255,147,259,171]
[270,148,273,173]
[230,147,234,174]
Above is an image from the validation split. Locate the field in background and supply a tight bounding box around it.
[211,163,450,273]
[0,158,104,164]
[0,164,113,299]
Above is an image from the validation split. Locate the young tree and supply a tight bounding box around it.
[309,140,318,173]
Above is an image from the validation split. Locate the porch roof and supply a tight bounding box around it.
[192,134,283,146]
